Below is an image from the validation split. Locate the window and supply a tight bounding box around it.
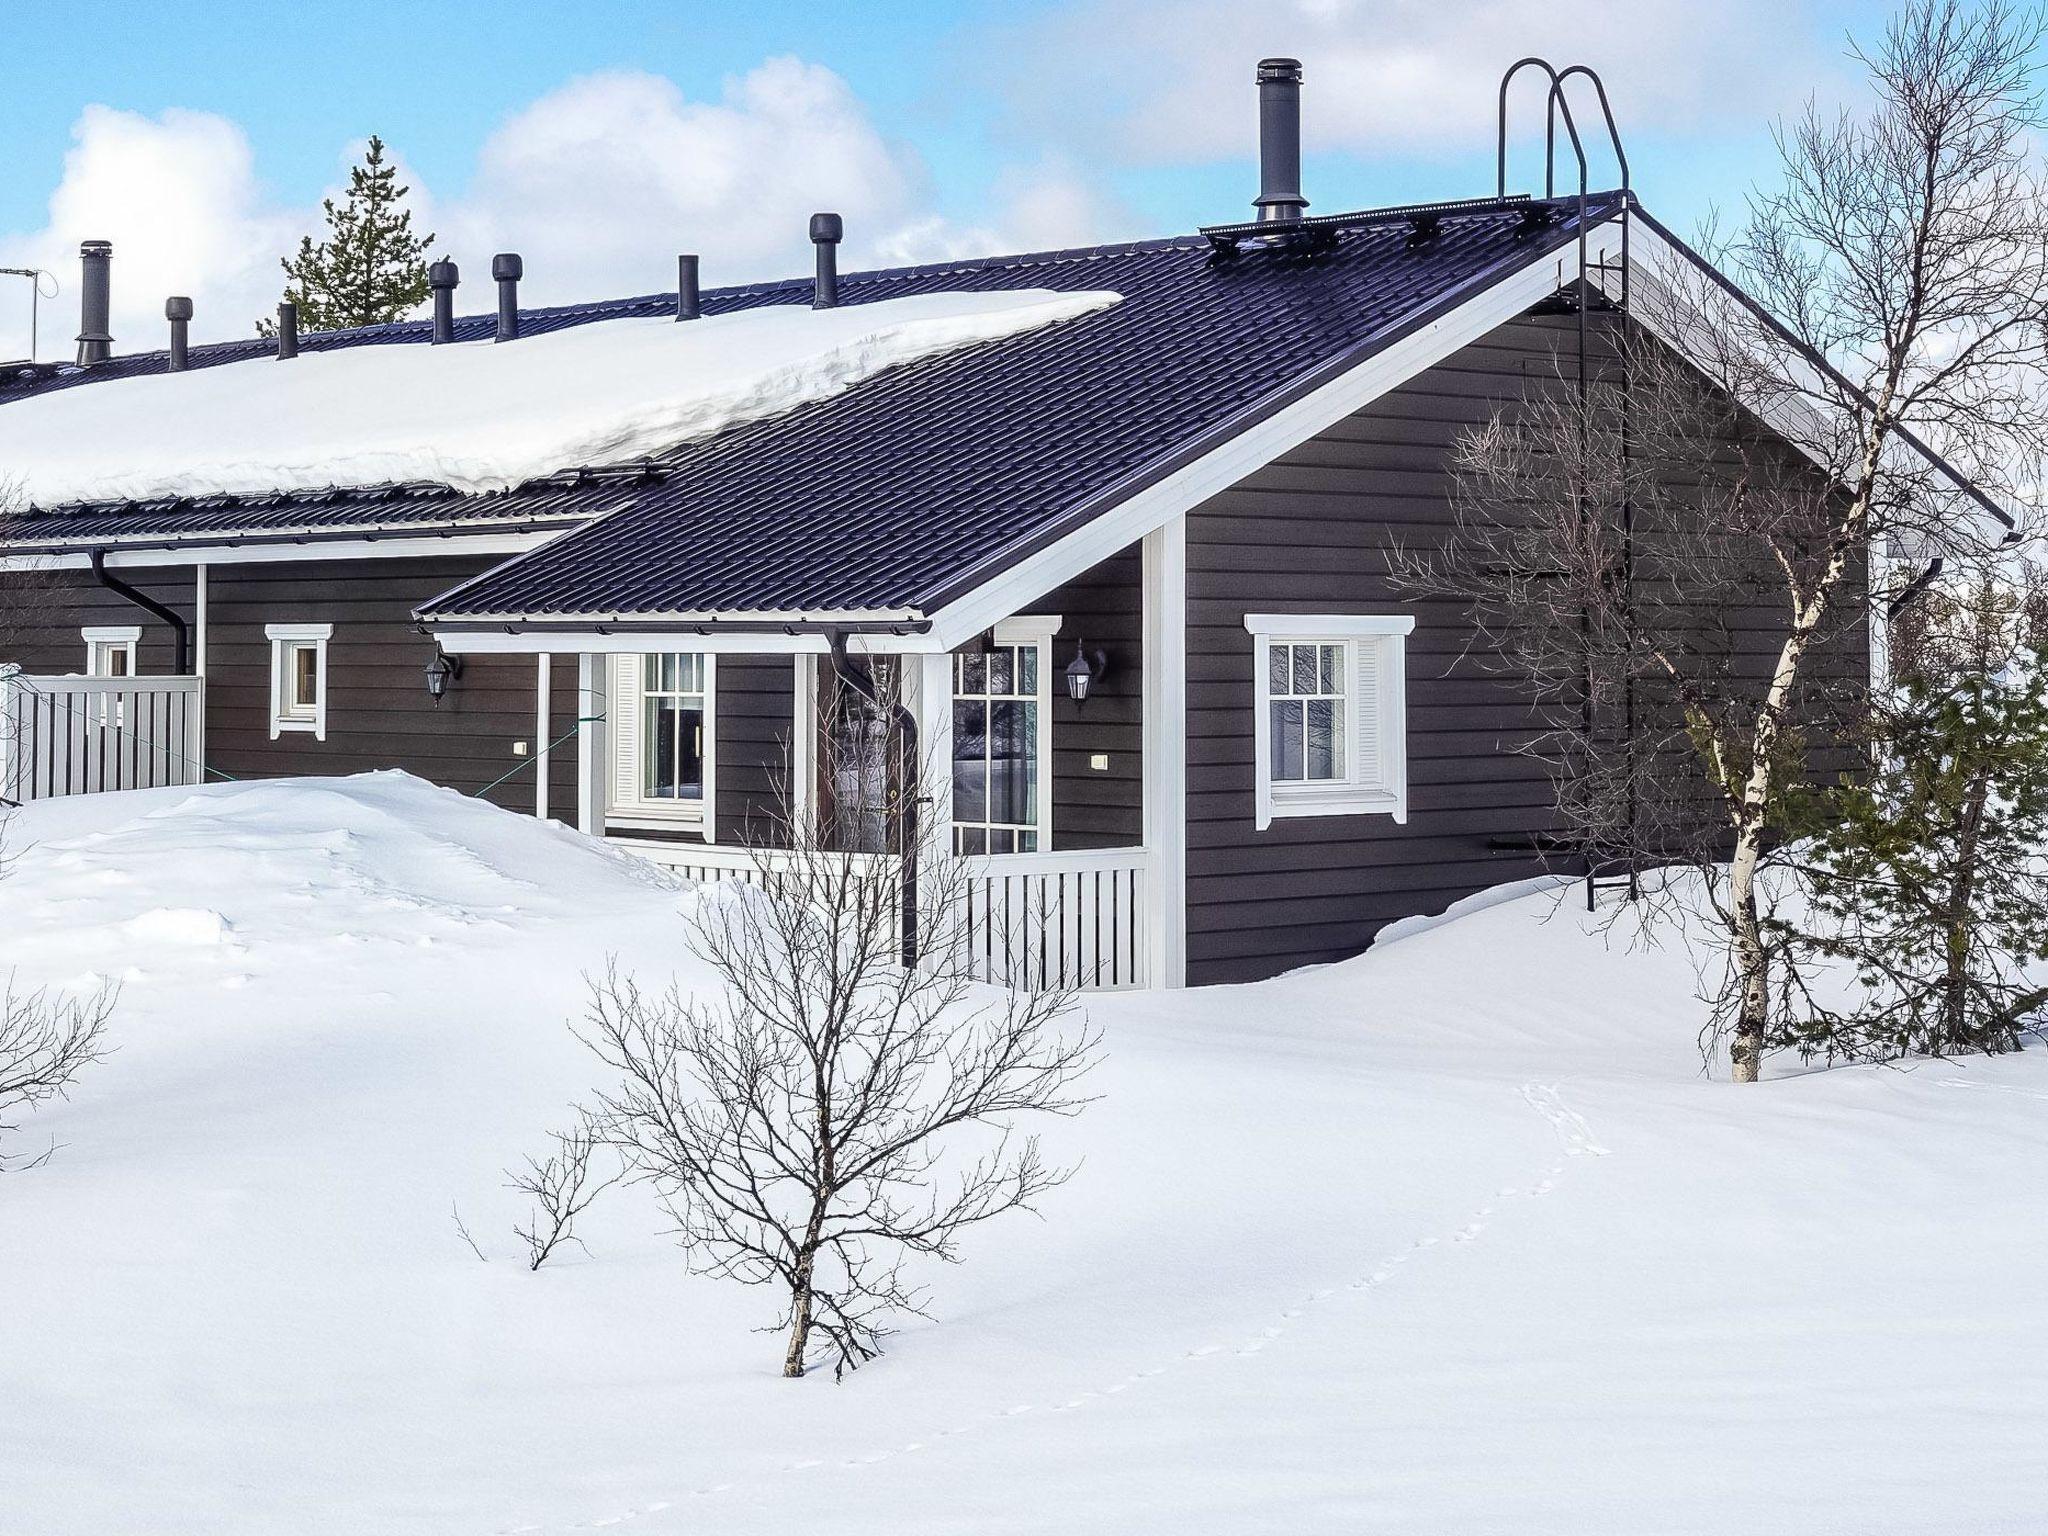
[82,625,140,678]
[608,654,716,832]
[1245,614,1414,830]
[952,617,1057,855]
[265,623,332,740]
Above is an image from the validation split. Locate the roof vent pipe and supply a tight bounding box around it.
[676,253,700,321]
[810,213,842,309]
[275,301,299,359]
[1254,58,1308,223]
[165,297,192,371]
[428,259,459,343]
[75,240,113,365]
[492,253,522,341]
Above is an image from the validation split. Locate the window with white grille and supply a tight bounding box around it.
[1245,614,1413,830]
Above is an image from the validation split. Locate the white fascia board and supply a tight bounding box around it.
[432,626,939,658]
[923,226,1622,652]
[1245,613,1417,637]
[0,527,575,572]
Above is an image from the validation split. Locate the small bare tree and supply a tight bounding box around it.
[581,684,1099,1377]
[507,1122,618,1270]
[0,981,112,1173]
[1401,0,2048,1080]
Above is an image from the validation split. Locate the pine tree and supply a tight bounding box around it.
[1780,571,2048,1062]
[258,136,434,335]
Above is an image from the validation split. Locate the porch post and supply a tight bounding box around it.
[193,562,208,776]
[575,653,607,836]
[534,653,553,820]
[1143,515,1188,988]
[915,650,955,967]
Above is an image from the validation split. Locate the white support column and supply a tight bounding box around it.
[914,649,956,970]
[576,653,608,836]
[193,562,208,776]
[1142,515,1188,988]
[534,653,552,821]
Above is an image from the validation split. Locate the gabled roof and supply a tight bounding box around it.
[420,192,1625,629]
[0,193,1624,603]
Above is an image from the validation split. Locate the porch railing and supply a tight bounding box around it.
[606,835,1155,994]
[0,673,205,803]
[953,846,1153,992]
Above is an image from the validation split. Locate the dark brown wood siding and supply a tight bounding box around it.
[1,556,578,817]
[1181,312,1869,985]
[715,654,796,844]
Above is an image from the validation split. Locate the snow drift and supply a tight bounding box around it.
[0,289,1120,508]
[1,774,2042,1535]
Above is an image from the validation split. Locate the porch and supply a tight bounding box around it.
[0,670,206,802]
[501,526,1189,992]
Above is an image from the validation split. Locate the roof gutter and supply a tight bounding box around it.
[1,515,588,561]
[89,548,190,673]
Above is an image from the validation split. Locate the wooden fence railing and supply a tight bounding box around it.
[0,672,205,803]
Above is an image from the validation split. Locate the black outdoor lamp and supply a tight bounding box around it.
[1064,639,1109,706]
[423,649,463,705]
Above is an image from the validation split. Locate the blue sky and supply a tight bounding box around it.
[0,0,1958,356]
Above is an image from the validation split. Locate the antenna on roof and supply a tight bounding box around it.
[0,266,58,362]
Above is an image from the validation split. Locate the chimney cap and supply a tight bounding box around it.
[1257,57,1302,82]
[164,296,193,321]
[79,238,113,256]
[491,252,523,281]
[429,258,460,288]
[809,212,844,245]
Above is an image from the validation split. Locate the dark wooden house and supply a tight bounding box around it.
[0,60,1932,988]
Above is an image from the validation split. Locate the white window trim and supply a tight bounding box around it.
[81,625,141,677]
[952,615,1059,854]
[265,623,332,741]
[1245,613,1414,831]
[606,653,717,837]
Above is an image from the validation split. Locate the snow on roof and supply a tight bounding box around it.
[0,289,1119,511]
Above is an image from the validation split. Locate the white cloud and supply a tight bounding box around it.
[0,105,308,359]
[0,59,1125,361]
[984,0,1832,170]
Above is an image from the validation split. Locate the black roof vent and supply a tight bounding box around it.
[429,259,459,344]
[275,301,299,360]
[810,213,843,309]
[75,240,112,365]
[677,253,700,321]
[1254,59,1307,224]
[492,253,522,342]
[164,296,192,372]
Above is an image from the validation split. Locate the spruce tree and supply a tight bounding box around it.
[259,136,434,335]
[1781,571,2048,1062]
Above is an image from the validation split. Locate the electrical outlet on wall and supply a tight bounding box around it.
[513,741,529,757]
[1090,753,1110,771]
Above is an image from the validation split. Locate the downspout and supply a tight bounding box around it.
[89,549,190,674]
[827,629,920,968]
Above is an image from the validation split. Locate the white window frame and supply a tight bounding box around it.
[606,653,717,837]
[265,623,332,740]
[951,615,1059,855]
[1245,613,1414,831]
[81,625,140,678]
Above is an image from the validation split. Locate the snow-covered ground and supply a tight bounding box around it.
[0,289,1118,507]
[2,773,2042,1534]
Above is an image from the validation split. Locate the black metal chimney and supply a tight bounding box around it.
[429,259,459,344]
[676,253,700,321]
[1254,58,1308,223]
[275,301,299,359]
[810,213,842,309]
[165,297,192,371]
[75,240,113,365]
[492,253,522,341]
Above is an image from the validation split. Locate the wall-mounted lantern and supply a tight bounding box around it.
[424,649,463,705]
[1064,639,1109,706]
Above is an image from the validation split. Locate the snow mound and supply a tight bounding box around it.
[0,289,1120,508]
[120,907,230,947]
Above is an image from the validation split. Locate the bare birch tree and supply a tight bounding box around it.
[581,697,1099,1378]
[1400,0,2047,1080]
